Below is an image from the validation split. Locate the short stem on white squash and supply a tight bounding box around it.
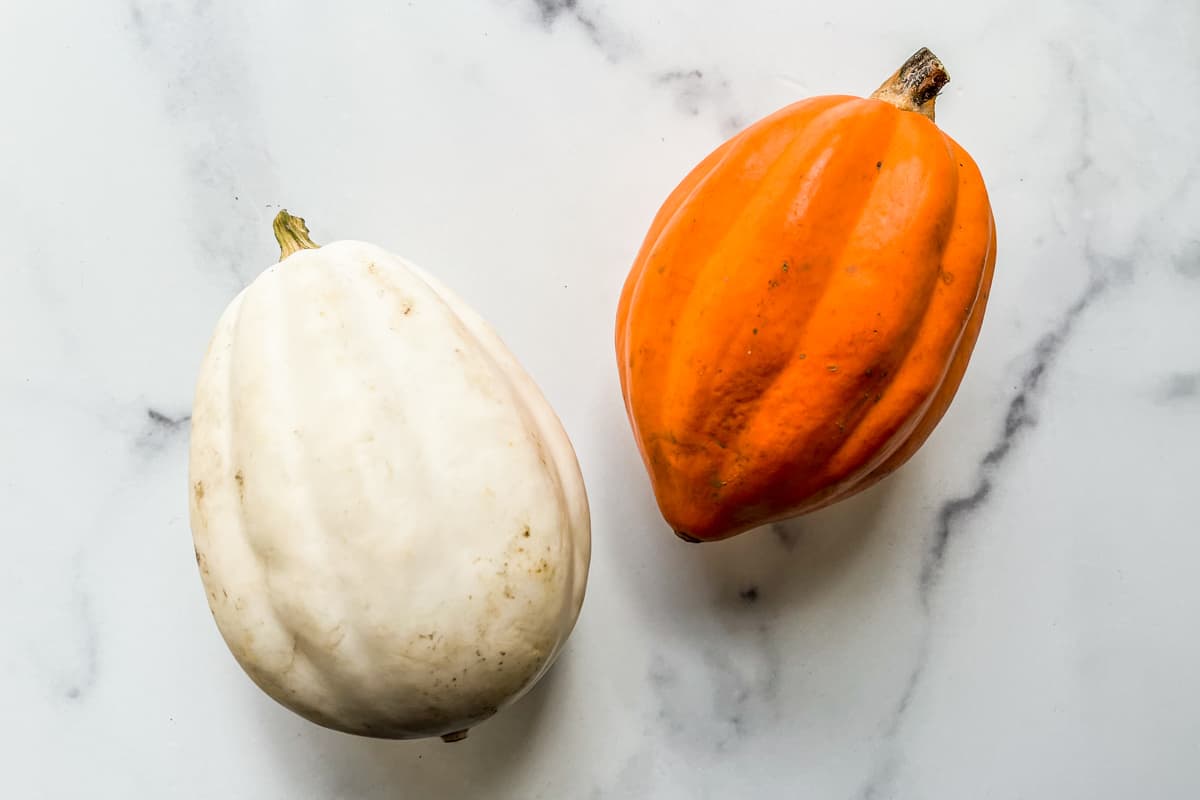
[273,210,319,261]
[869,47,950,122]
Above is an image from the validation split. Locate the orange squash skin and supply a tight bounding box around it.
[616,88,996,542]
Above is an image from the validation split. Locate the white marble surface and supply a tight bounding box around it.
[3,1,1198,797]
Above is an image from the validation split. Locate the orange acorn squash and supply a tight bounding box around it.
[615,48,997,542]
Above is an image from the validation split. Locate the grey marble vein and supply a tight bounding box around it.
[137,407,192,454]
[518,2,745,134]
[916,36,1198,597]
[922,275,1108,597]
[647,596,781,753]
[653,68,745,135]
[128,0,277,289]
[527,0,629,62]
[855,273,1110,798]
[854,41,1133,797]
[51,407,190,703]
[648,646,779,752]
[852,25,1200,786]
[654,69,719,117]
[531,0,581,25]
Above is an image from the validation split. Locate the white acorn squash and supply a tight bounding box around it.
[188,211,590,741]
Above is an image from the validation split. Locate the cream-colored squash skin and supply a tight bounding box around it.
[188,238,590,740]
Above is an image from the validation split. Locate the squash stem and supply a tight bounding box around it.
[273,210,320,260]
[869,47,950,122]
[441,729,469,743]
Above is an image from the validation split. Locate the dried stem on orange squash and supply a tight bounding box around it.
[870,47,950,121]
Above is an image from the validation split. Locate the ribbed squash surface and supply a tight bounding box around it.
[616,90,996,541]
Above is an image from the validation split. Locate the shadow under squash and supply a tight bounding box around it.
[599,386,898,622]
[255,644,570,799]
[694,481,894,616]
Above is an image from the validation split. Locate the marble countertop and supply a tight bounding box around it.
[4,1,1198,797]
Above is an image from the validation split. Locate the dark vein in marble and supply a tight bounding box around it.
[654,68,724,118]
[531,0,580,25]
[138,407,192,453]
[855,282,1105,798]
[529,0,623,61]
[147,408,190,428]
[884,658,924,739]
[62,407,191,701]
[653,67,745,136]
[856,44,1117,798]
[857,156,1200,800]
[58,406,192,703]
[521,2,745,131]
[917,40,1128,599]
[855,29,1200,787]
[920,275,1108,600]
[855,275,1108,799]
[652,64,744,134]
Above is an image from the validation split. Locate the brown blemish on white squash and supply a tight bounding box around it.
[328,624,347,649]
